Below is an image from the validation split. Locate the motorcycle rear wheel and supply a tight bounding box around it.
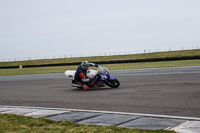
[105,78,120,88]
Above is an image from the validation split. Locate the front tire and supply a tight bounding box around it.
[105,78,120,88]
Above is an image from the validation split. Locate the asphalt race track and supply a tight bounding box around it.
[0,66,200,117]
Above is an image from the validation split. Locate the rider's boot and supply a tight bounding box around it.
[82,84,89,90]
[71,80,81,87]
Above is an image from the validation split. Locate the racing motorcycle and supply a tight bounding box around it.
[65,65,120,89]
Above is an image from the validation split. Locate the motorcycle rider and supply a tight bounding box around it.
[74,61,98,90]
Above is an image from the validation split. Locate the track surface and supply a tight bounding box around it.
[0,66,200,117]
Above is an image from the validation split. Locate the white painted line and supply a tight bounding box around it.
[1,105,200,121]
[24,110,69,117]
[169,121,200,133]
[63,109,200,121]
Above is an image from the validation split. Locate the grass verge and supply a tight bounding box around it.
[1,49,200,67]
[0,59,200,76]
[0,113,176,133]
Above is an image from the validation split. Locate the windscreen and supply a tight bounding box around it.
[97,66,105,75]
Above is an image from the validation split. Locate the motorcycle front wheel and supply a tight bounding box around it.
[105,78,120,88]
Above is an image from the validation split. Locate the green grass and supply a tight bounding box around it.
[0,60,200,76]
[1,49,200,67]
[0,49,200,76]
[0,113,176,133]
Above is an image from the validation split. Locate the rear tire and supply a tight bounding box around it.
[105,78,120,88]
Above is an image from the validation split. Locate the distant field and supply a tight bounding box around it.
[0,59,200,76]
[0,49,200,75]
[1,49,200,67]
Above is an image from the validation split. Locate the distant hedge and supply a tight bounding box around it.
[1,56,200,69]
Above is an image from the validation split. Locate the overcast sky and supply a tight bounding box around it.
[0,0,200,61]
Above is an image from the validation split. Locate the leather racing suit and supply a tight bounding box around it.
[74,63,98,90]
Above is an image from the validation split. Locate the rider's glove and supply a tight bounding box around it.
[95,64,99,67]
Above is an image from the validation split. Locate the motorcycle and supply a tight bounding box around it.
[65,65,120,89]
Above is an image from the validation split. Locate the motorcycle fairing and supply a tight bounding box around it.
[108,76,115,80]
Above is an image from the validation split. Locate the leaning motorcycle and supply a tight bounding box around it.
[65,65,120,89]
